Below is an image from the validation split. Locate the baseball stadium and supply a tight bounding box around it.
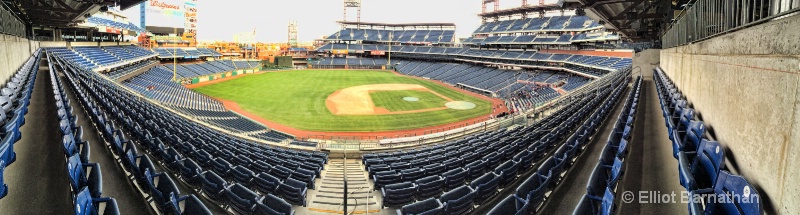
[0,0,796,214]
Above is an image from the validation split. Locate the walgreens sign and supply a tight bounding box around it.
[150,0,181,10]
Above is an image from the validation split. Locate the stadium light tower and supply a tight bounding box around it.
[343,0,361,28]
[288,20,298,48]
[481,0,500,23]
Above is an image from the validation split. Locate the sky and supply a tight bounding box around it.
[121,0,521,43]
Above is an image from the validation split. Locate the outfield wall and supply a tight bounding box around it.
[660,14,800,214]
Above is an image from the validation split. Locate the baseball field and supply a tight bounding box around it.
[191,70,494,132]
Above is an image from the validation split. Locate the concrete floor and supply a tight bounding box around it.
[615,78,685,214]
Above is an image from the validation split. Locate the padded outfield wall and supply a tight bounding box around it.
[660,14,800,214]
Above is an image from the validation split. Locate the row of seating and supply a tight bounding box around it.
[124,67,227,112]
[0,49,40,199]
[653,68,762,215]
[49,53,121,215]
[316,44,631,72]
[50,48,326,214]
[311,58,389,66]
[504,87,563,114]
[473,16,600,34]
[103,60,157,80]
[573,76,642,214]
[156,60,259,80]
[123,67,292,142]
[86,16,145,33]
[153,48,224,59]
[326,29,455,44]
[377,71,628,214]
[485,73,630,215]
[46,46,157,71]
[463,32,620,45]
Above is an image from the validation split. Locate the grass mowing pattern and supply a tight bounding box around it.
[192,70,492,132]
[370,90,448,112]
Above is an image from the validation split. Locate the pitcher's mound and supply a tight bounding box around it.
[403,97,420,102]
[445,101,477,110]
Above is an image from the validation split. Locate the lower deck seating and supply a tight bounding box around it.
[123,67,291,142]
[374,69,630,213]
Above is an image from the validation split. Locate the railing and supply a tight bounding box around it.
[662,0,800,48]
[0,4,26,38]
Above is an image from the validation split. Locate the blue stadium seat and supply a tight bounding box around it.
[199,171,228,202]
[73,187,120,215]
[423,163,444,176]
[144,169,180,213]
[373,170,401,190]
[573,187,615,215]
[696,171,762,215]
[67,154,103,198]
[439,185,475,215]
[168,193,212,215]
[289,168,315,189]
[270,165,292,180]
[0,160,7,199]
[231,165,256,185]
[397,198,444,215]
[250,160,272,174]
[442,168,467,191]
[513,150,535,173]
[515,172,549,207]
[415,175,444,200]
[465,160,487,181]
[252,173,282,195]
[177,158,203,186]
[470,172,501,205]
[487,195,530,215]
[0,134,16,167]
[279,178,307,206]
[63,134,89,164]
[400,167,424,182]
[678,139,724,192]
[381,182,417,208]
[210,157,232,179]
[494,160,520,186]
[224,183,263,214]
[254,193,294,215]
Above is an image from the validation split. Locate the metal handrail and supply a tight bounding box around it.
[662,0,799,48]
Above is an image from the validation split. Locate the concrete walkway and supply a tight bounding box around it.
[0,55,74,214]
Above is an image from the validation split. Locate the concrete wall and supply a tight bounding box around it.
[632,49,660,79]
[39,41,68,48]
[0,35,38,84]
[660,14,800,214]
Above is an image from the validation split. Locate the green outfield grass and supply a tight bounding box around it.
[370,90,448,112]
[192,70,492,132]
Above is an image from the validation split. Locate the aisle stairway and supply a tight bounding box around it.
[305,158,385,214]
